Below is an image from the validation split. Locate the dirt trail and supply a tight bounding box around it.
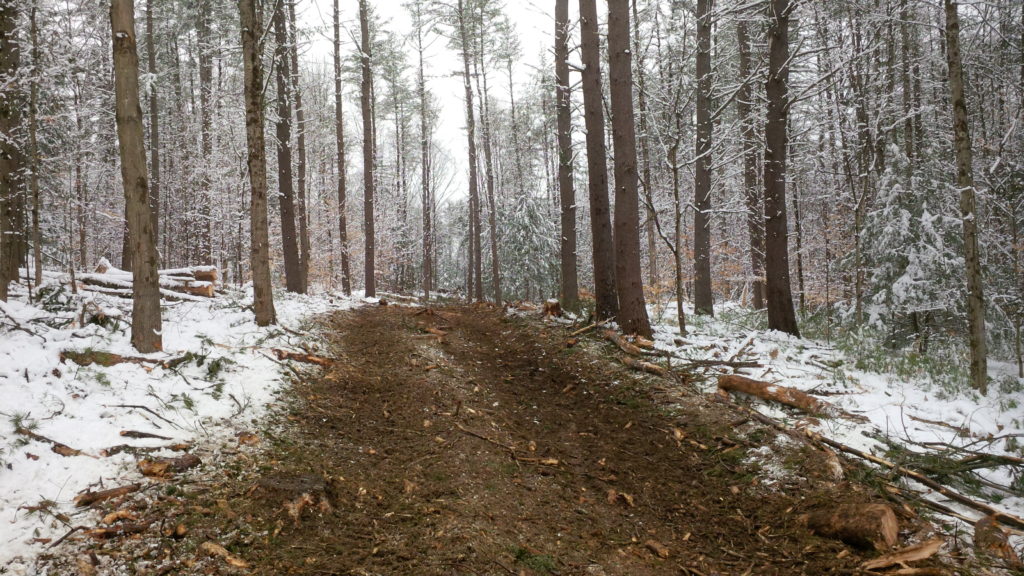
[198,304,883,576]
[51,305,932,576]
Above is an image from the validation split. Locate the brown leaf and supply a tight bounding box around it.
[403,480,417,494]
[237,432,260,446]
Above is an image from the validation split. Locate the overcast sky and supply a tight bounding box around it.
[297,0,574,201]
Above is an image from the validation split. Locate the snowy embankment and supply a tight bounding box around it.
[649,302,1024,531]
[0,275,355,571]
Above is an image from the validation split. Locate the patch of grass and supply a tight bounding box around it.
[512,547,557,574]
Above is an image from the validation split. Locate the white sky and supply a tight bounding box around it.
[298,0,572,199]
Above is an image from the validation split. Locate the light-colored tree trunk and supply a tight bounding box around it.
[944,0,988,394]
[607,0,652,337]
[197,0,213,263]
[110,0,163,352]
[238,0,276,326]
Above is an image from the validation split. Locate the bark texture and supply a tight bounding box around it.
[360,0,376,297]
[607,0,652,337]
[763,0,800,337]
[457,0,482,302]
[239,0,276,326]
[737,21,765,310]
[579,0,618,321]
[0,0,21,301]
[944,0,988,394]
[555,0,579,312]
[693,0,714,316]
[333,0,351,295]
[274,2,303,294]
[110,0,163,352]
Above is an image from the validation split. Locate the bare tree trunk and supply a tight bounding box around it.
[944,0,988,394]
[145,0,160,262]
[197,0,213,264]
[607,0,652,337]
[472,23,501,306]
[333,0,351,295]
[288,1,310,289]
[737,21,764,310]
[456,0,481,302]
[556,0,579,311]
[29,3,41,287]
[359,0,376,297]
[411,2,432,301]
[763,0,800,337]
[239,0,276,326]
[111,0,162,352]
[0,0,21,301]
[274,2,303,294]
[692,0,714,316]
[633,0,658,298]
[579,0,618,320]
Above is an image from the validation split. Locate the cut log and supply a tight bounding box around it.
[974,514,1021,567]
[804,502,899,550]
[604,330,644,356]
[623,356,668,377]
[717,375,848,418]
[137,454,201,477]
[79,263,218,301]
[861,537,944,570]
[74,483,142,507]
[543,299,562,318]
[271,348,334,367]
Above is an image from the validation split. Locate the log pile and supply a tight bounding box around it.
[79,259,218,302]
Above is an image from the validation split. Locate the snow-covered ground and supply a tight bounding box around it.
[0,275,358,571]
[647,301,1024,533]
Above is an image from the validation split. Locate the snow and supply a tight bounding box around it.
[650,301,1024,535]
[0,275,357,572]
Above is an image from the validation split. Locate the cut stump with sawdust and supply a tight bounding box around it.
[803,502,899,550]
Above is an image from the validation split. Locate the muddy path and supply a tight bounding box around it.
[51,305,931,575]
[194,304,889,576]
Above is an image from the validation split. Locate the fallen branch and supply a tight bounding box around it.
[15,427,92,458]
[137,454,201,478]
[106,404,180,428]
[680,359,762,369]
[85,521,151,540]
[811,432,1024,532]
[74,484,142,507]
[604,330,644,356]
[717,374,861,420]
[570,317,614,337]
[119,430,172,440]
[271,348,334,368]
[622,356,668,377]
[61,350,188,370]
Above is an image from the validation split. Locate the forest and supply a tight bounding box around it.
[2,0,1024,573]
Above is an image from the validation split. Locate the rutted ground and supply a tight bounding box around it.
[39,304,947,575]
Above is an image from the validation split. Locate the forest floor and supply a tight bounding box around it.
[37,303,961,576]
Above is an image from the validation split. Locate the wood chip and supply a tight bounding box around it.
[861,537,944,571]
[645,539,670,558]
